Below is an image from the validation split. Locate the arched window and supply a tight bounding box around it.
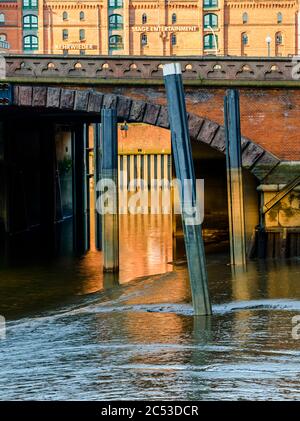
[276,32,283,45]
[204,33,218,50]
[0,14,5,25]
[242,12,248,24]
[142,13,147,24]
[203,0,218,8]
[172,13,177,24]
[0,34,7,41]
[80,11,85,21]
[109,0,123,7]
[204,13,218,29]
[23,35,38,51]
[62,29,68,40]
[23,0,38,9]
[242,33,248,45]
[277,12,283,24]
[23,15,38,29]
[109,35,123,50]
[62,12,68,21]
[141,33,147,46]
[109,14,123,29]
[171,33,177,46]
[79,29,85,40]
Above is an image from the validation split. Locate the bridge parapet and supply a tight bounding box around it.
[3,55,299,84]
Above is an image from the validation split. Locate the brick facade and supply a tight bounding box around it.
[0,0,299,56]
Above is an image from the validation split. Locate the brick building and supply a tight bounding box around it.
[0,0,299,56]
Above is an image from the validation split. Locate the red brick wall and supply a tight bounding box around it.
[109,86,300,161]
[0,1,22,54]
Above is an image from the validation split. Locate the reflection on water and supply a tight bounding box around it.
[0,214,300,400]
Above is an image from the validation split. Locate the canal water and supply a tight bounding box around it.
[0,214,300,400]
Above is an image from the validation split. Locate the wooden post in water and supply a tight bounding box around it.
[224,89,246,267]
[72,123,90,254]
[101,108,119,272]
[94,123,102,251]
[163,63,212,316]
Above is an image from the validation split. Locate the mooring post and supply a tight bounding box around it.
[101,108,119,273]
[163,63,212,316]
[72,123,90,254]
[94,123,102,251]
[224,89,246,267]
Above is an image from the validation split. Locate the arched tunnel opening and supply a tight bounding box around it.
[0,107,260,266]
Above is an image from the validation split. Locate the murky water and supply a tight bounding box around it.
[0,214,300,400]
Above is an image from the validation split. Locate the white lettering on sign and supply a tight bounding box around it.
[132,26,199,33]
[55,44,97,50]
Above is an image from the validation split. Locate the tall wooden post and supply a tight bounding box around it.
[72,123,90,254]
[224,89,246,267]
[94,123,102,251]
[101,108,119,272]
[163,63,212,316]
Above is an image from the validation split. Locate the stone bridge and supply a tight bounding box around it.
[3,55,300,85]
[1,55,300,257]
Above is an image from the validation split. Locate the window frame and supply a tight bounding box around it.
[109,14,123,30]
[109,34,123,50]
[23,14,38,30]
[204,13,218,29]
[203,33,218,50]
[203,0,218,10]
[23,34,38,51]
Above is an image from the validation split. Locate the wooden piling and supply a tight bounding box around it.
[224,90,247,268]
[101,108,119,273]
[163,63,212,316]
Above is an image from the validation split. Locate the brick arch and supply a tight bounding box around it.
[14,85,280,181]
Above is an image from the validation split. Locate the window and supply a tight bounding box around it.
[142,13,147,24]
[109,14,123,29]
[242,12,248,24]
[79,29,85,41]
[204,14,218,29]
[80,11,85,21]
[276,32,283,44]
[0,34,6,41]
[0,14,5,25]
[62,29,68,40]
[277,12,283,24]
[80,50,85,56]
[23,35,38,51]
[141,33,147,46]
[23,15,38,29]
[109,0,123,8]
[109,35,123,50]
[203,0,218,9]
[204,33,218,50]
[171,33,177,46]
[172,13,177,24]
[242,33,248,45]
[63,12,68,21]
[23,0,38,9]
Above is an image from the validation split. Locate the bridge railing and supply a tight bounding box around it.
[2,55,299,82]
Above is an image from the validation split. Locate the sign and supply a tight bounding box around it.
[132,26,199,33]
[55,43,97,50]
